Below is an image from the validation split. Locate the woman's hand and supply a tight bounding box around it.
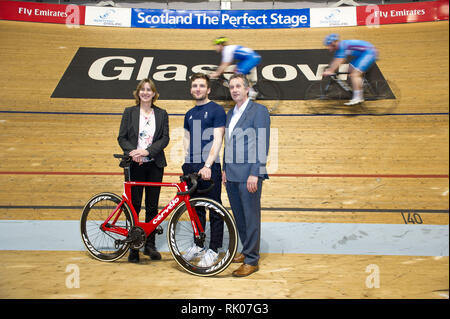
[129,149,149,165]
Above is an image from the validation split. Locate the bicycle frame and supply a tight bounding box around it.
[328,70,379,97]
[323,72,351,94]
[100,180,205,240]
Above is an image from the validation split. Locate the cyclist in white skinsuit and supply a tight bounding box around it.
[211,37,261,99]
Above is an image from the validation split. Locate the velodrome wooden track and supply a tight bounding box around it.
[0,19,448,299]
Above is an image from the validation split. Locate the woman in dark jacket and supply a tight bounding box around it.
[118,78,170,263]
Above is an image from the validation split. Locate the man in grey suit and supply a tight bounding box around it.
[222,74,270,277]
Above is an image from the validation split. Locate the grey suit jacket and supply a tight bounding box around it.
[223,100,270,182]
[117,104,170,168]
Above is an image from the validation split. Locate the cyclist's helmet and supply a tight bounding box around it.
[214,36,229,45]
[324,34,339,46]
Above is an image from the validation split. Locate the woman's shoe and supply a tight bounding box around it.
[143,233,161,260]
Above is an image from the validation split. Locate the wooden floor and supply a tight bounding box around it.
[0,251,448,299]
[0,19,448,299]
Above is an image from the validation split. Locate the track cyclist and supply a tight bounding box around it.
[210,36,261,99]
[322,34,379,106]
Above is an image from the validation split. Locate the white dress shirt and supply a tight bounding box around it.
[228,98,250,138]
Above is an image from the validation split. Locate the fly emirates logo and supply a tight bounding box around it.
[373,8,426,18]
[18,7,69,18]
[153,197,180,224]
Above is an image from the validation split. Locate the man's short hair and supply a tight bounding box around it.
[229,73,250,88]
[190,72,211,89]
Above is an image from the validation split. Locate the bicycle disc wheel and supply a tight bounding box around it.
[363,79,400,115]
[253,79,282,113]
[80,192,134,262]
[305,80,351,114]
[167,198,238,277]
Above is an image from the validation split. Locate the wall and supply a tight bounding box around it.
[0,0,448,28]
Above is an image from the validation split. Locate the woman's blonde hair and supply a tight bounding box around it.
[133,78,160,105]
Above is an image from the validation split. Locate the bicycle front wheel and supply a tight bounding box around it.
[253,79,282,113]
[305,80,351,114]
[167,198,238,277]
[80,192,134,262]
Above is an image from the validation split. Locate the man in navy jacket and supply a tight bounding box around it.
[222,74,271,277]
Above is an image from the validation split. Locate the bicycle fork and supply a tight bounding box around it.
[184,198,206,243]
[335,78,352,92]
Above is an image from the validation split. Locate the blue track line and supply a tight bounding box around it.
[272,112,450,117]
[0,110,449,117]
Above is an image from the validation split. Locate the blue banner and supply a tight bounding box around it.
[131,8,310,29]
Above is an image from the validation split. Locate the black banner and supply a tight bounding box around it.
[52,47,387,100]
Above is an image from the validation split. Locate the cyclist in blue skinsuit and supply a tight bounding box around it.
[323,34,379,106]
[211,37,261,99]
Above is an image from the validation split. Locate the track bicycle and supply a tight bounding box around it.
[305,70,400,115]
[80,154,238,277]
[208,70,282,113]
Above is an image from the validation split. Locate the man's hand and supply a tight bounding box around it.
[222,171,227,185]
[198,166,212,180]
[247,175,259,193]
[323,69,334,77]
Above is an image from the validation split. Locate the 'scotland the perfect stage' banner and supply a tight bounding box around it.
[0,0,447,28]
[131,8,310,29]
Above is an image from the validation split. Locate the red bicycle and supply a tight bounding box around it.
[80,154,238,277]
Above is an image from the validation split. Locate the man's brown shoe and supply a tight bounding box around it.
[232,253,245,263]
[232,264,259,277]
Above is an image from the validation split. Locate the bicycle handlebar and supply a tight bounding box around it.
[114,153,132,168]
[332,71,350,75]
[113,154,129,159]
[323,71,350,77]
[113,154,214,196]
[202,67,234,81]
[321,65,350,78]
[114,153,154,167]
[177,173,215,196]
